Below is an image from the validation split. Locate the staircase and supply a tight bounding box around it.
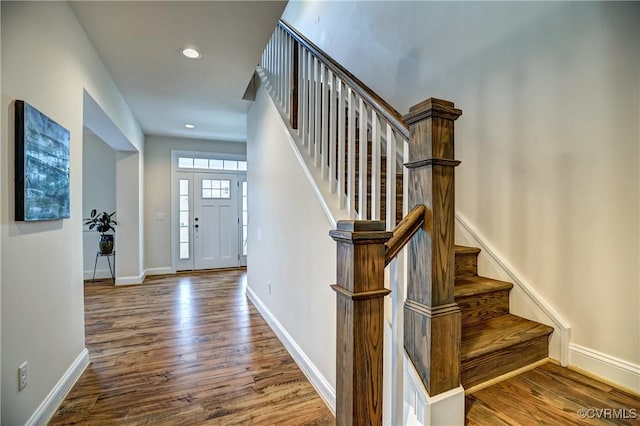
[455,245,553,388]
[259,19,555,424]
[346,132,554,390]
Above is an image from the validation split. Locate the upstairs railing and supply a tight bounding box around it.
[259,20,462,426]
[259,20,409,231]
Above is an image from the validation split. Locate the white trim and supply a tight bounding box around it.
[246,285,336,414]
[170,150,248,272]
[115,273,145,286]
[455,212,571,366]
[26,348,90,426]
[256,69,338,229]
[403,352,465,426]
[569,344,640,393]
[144,267,175,277]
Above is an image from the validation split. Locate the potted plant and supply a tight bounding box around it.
[84,209,117,254]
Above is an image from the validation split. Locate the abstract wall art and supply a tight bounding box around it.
[15,100,70,221]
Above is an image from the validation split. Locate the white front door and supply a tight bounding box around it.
[176,171,241,271]
[193,172,239,269]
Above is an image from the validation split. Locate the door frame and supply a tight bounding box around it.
[170,150,247,273]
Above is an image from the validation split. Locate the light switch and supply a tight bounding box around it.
[156,212,165,221]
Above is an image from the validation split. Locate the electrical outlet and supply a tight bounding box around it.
[18,362,28,391]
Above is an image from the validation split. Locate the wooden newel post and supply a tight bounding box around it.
[403,98,463,396]
[330,220,392,426]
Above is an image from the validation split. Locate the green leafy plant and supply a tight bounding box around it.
[83,210,117,234]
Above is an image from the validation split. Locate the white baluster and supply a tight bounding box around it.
[329,70,337,193]
[279,28,285,106]
[403,137,409,216]
[314,58,322,167]
[358,98,368,219]
[371,112,381,220]
[347,88,357,218]
[337,80,346,209]
[386,123,397,229]
[280,28,288,108]
[300,49,308,146]
[308,54,315,157]
[297,43,303,138]
[279,28,285,107]
[321,63,329,179]
[274,29,280,103]
[286,34,292,118]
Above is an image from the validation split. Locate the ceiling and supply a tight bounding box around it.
[70,1,287,143]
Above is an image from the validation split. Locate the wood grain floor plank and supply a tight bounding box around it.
[50,270,334,425]
[466,362,640,425]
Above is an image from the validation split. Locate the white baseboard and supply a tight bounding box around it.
[115,273,144,285]
[144,267,175,277]
[245,285,336,414]
[26,348,90,426]
[455,212,571,366]
[569,344,640,394]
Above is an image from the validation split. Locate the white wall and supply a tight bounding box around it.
[115,151,144,284]
[144,135,246,273]
[82,130,116,279]
[1,2,143,424]
[283,2,639,384]
[247,85,337,399]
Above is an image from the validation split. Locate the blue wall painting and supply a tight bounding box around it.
[15,100,70,221]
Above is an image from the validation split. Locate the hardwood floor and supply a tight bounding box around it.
[49,269,640,425]
[466,362,640,425]
[50,270,334,425]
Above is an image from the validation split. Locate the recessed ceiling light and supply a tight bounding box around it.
[184,124,195,129]
[181,48,201,59]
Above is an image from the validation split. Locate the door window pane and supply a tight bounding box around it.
[179,179,190,259]
[194,158,209,169]
[242,181,248,256]
[238,161,247,171]
[180,242,189,259]
[180,227,189,243]
[178,157,194,168]
[179,179,189,195]
[180,211,189,226]
[179,195,189,211]
[202,179,231,199]
[209,159,224,170]
[223,160,238,171]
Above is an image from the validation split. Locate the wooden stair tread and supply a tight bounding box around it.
[461,314,553,362]
[455,245,481,255]
[454,276,513,297]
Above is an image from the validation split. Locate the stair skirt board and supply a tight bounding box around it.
[455,211,571,366]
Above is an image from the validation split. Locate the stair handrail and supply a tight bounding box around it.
[278,20,410,140]
[385,204,427,266]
